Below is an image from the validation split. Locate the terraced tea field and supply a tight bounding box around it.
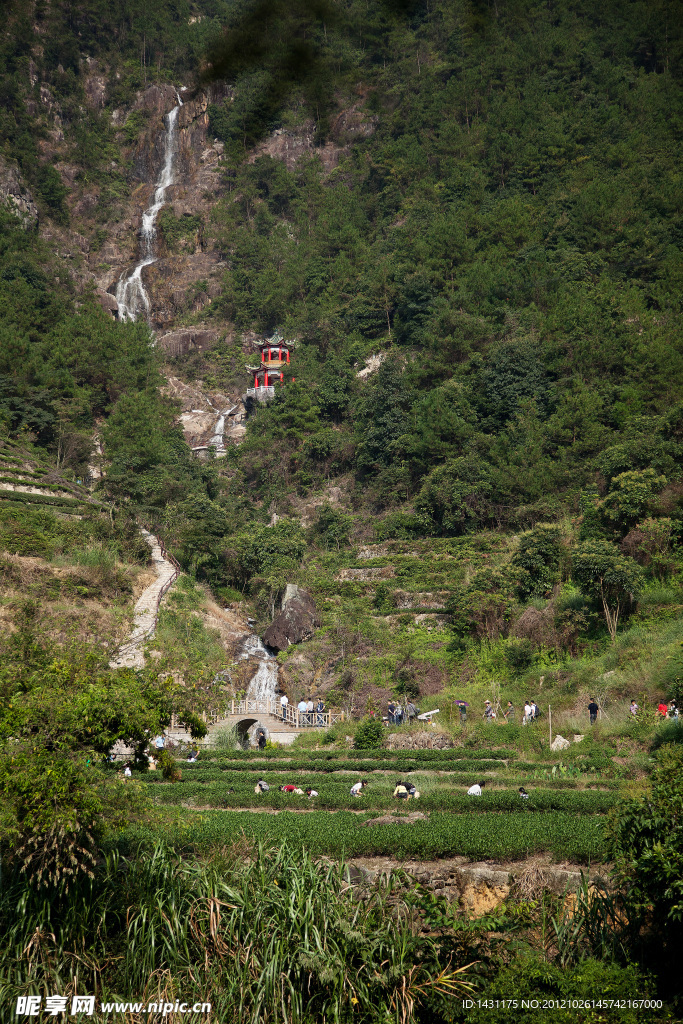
[133,747,617,864]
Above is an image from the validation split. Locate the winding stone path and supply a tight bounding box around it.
[110,529,178,670]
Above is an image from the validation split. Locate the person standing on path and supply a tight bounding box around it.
[484,700,495,722]
[297,698,308,725]
[523,702,532,725]
[588,698,599,725]
[504,701,515,723]
[307,696,314,726]
[280,693,288,721]
[388,701,396,725]
[316,697,325,726]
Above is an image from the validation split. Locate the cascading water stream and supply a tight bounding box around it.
[240,634,279,704]
[116,96,183,322]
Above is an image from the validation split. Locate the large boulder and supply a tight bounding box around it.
[550,735,570,752]
[262,586,319,652]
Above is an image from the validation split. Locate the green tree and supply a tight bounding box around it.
[599,468,667,534]
[608,745,683,984]
[513,524,563,599]
[447,566,522,645]
[572,540,644,640]
[312,502,353,550]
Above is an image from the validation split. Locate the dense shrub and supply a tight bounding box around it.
[353,717,385,750]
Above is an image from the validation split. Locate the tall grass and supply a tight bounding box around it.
[0,842,475,1023]
[209,725,240,750]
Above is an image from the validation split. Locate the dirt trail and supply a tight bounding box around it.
[109,530,177,669]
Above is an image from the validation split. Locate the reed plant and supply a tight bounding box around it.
[0,841,476,1023]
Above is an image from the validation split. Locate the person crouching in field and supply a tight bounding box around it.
[350,780,368,797]
[393,780,409,800]
[255,779,269,794]
[467,781,486,796]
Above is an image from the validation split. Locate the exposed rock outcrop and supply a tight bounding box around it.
[163,375,247,451]
[96,289,119,318]
[262,586,320,652]
[158,328,220,358]
[386,731,453,750]
[0,156,38,229]
[248,102,378,174]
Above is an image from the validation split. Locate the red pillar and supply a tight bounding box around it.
[286,350,290,364]
[264,372,269,386]
[280,372,284,384]
[261,349,265,364]
[254,375,258,388]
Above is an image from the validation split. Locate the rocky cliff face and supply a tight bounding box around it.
[0,156,39,229]
[101,83,230,330]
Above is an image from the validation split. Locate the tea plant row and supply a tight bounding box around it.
[143,775,618,814]
[127,810,607,863]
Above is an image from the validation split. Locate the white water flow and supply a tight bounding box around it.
[116,99,183,322]
[240,634,279,704]
[209,403,237,455]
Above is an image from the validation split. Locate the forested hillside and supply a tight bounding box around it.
[1,1,683,1019]
[1,0,681,693]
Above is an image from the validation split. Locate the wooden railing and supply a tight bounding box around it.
[170,700,343,731]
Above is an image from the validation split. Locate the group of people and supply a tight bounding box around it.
[254,780,319,797]
[467,781,529,799]
[392,780,420,799]
[256,779,422,800]
[481,699,541,724]
[280,694,325,725]
[386,700,419,725]
[655,700,678,719]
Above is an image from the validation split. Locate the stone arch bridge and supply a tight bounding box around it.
[168,699,345,747]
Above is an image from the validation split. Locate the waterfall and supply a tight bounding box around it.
[116,100,183,322]
[240,634,279,703]
[209,411,226,454]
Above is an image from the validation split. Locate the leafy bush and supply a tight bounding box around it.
[157,749,182,782]
[650,720,683,751]
[513,524,562,599]
[353,717,385,750]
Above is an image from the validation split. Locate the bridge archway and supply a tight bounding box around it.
[235,717,270,748]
